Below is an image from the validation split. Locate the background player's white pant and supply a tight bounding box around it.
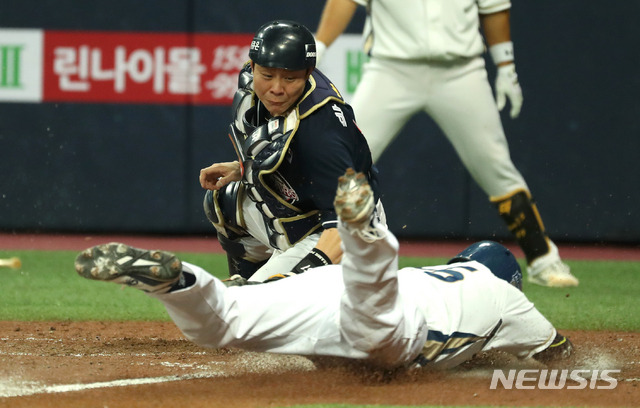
[352,56,528,198]
[152,221,555,369]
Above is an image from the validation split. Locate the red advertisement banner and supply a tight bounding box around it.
[43,31,253,105]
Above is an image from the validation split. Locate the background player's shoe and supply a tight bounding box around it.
[75,243,182,294]
[334,168,382,242]
[527,242,579,287]
[532,333,574,362]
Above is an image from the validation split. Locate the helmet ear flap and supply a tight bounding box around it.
[448,241,523,290]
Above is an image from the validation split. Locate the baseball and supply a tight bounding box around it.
[0,257,21,269]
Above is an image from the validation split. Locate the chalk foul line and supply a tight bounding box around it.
[0,371,225,398]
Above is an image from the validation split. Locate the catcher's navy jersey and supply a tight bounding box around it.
[275,88,379,226]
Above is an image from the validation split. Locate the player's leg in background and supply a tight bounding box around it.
[350,58,424,162]
[491,189,555,264]
[425,57,527,197]
[424,57,577,287]
[336,170,427,368]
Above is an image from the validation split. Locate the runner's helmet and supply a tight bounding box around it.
[448,241,523,290]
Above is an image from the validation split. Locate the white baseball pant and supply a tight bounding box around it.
[152,220,555,369]
[351,56,528,198]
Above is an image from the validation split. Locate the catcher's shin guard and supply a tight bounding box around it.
[203,184,267,279]
[492,190,551,264]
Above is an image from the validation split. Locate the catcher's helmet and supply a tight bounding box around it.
[249,20,316,70]
[447,241,523,290]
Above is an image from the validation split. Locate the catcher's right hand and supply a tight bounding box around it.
[200,161,242,190]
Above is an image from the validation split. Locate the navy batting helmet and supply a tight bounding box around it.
[447,241,523,290]
[249,20,316,70]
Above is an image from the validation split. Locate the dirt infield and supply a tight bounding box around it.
[0,321,638,408]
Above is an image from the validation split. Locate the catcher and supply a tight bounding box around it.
[75,169,573,370]
[199,19,385,283]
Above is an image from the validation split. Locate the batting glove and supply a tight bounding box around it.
[495,64,523,119]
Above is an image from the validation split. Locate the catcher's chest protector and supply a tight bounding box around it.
[226,65,345,250]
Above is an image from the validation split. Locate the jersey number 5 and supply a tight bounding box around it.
[419,265,477,282]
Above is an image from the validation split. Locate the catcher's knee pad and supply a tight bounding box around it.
[492,189,551,264]
[203,181,246,238]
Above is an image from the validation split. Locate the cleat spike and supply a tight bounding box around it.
[74,243,182,294]
[334,168,385,243]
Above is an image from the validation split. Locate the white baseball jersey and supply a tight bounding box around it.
[348,0,529,199]
[154,221,555,369]
[358,0,511,61]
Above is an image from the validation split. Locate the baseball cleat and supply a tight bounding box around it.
[527,242,578,287]
[334,168,384,243]
[334,168,375,225]
[533,333,574,362]
[75,243,182,294]
[528,261,579,287]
